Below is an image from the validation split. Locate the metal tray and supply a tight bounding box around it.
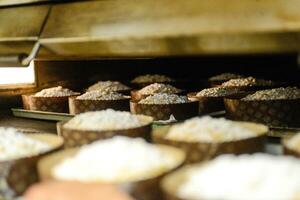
[11,108,73,121]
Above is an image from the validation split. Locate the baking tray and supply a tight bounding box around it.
[11,108,73,121]
[11,108,180,127]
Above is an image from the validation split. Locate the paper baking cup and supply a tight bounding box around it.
[68,96,130,115]
[188,92,250,115]
[57,116,153,148]
[38,145,185,200]
[1,134,63,196]
[22,94,78,113]
[21,94,31,110]
[152,122,268,164]
[224,97,300,128]
[130,101,198,121]
[187,92,225,115]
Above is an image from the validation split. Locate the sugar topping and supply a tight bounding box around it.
[209,73,244,81]
[196,87,240,97]
[242,87,300,101]
[138,83,181,95]
[53,136,180,182]
[34,86,79,97]
[87,81,130,92]
[132,74,174,83]
[166,116,260,142]
[177,154,300,200]
[221,77,274,87]
[63,109,151,131]
[139,93,189,104]
[0,127,50,161]
[76,90,128,100]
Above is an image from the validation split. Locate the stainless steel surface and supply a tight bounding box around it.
[0,54,27,67]
[0,5,49,40]
[0,42,40,67]
[11,108,73,121]
[40,0,300,58]
[0,5,49,66]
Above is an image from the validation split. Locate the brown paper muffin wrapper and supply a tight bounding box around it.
[38,145,185,200]
[282,138,300,158]
[224,97,300,128]
[57,117,153,148]
[21,94,31,110]
[22,94,78,113]
[0,134,64,196]
[68,96,130,115]
[131,90,149,101]
[187,92,225,115]
[188,92,251,115]
[152,123,268,164]
[130,101,198,121]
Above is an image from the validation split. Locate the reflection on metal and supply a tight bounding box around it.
[40,0,300,57]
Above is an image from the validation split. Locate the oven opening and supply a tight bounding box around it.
[0,61,35,88]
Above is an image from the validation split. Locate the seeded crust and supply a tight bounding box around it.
[139,94,189,104]
[242,87,300,101]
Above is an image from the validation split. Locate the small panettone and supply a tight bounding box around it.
[22,86,80,113]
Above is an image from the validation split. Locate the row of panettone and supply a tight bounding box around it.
[3,110,300,200]
[22,73,300,126]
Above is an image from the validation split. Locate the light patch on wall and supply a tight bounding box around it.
[0,62,35,85]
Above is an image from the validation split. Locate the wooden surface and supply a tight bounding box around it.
[40,0,300,57]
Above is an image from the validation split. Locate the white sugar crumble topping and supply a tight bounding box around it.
[285,133,300,152]
[64,109,151,131]
[53,136,179,182]
[139,93,189,104]
[166,117,258,142]
[34,86,79,97]
[221,77,274,87]
[177,154,300,200]
[0,127,50,161]
[87,81,130,92]
[242,87,300,101]
[76,90,128,100]
[196,87,240,97]
[138,83,181,95]
[132,74,174,83]
[209,73,244,81]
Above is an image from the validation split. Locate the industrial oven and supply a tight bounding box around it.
[0,0,300,200]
